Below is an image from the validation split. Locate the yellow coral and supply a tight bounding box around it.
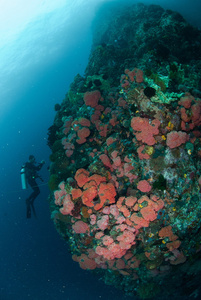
[167,121,174,131]
[145,146,154,155]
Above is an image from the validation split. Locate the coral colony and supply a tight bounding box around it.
[47,4,201,299]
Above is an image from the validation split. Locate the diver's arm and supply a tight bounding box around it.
[36,160,45,171]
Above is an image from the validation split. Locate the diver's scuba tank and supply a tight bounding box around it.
[21,165,27,189]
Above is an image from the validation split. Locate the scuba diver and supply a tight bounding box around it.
[22,155,45,219]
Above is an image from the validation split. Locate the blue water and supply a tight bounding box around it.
[1,1,201,299]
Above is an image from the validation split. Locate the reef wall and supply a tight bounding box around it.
[47,4,201,299]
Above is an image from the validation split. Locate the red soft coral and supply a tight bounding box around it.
[131,117,160,145]
[166,131,188,148]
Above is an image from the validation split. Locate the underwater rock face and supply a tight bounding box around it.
[48,4,201,299]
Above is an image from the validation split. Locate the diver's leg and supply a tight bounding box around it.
[26,180,38,219]
[29,185,40,219]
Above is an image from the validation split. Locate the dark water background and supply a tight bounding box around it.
[1,1,201,299]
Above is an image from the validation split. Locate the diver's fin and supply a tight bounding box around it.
[31,202,37,219]
[26,199,31,219]
[26,205,31,218]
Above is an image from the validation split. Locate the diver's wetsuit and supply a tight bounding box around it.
[25,161,44,218]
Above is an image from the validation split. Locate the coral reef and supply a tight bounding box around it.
[48,3,201,299]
